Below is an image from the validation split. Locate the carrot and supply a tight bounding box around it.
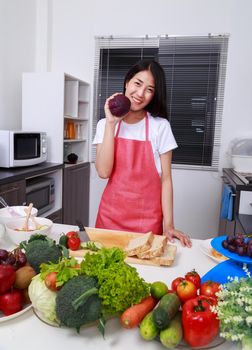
[120,295,157,329]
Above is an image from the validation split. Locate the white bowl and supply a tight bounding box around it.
[5,217,53,246]
[0,206,38,225]
[0,224,5,244]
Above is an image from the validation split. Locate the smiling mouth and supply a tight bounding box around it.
[131,96,143,104]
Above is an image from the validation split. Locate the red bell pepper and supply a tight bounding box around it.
[182,295,219,347]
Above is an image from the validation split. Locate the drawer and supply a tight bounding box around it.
[239,191,252,215]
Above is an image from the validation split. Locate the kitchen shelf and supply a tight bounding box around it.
[22,73,91,226]
[64,139,87,143]
[22,72,90,164]
[64,115,88,121]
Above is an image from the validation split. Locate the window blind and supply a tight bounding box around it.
[158,35,229,170]
[92,35,229,170]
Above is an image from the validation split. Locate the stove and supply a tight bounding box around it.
[233,170,252,185]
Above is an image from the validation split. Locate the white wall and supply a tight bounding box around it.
[3,0,252,238]
[0,0,36,130]
[48,0,252,238]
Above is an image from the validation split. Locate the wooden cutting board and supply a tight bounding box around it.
[69,227,176,267]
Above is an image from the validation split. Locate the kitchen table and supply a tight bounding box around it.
[0,224,238,350]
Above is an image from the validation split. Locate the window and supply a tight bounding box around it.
[93,35,229,170]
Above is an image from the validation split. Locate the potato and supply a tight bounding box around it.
[14,266,36,289]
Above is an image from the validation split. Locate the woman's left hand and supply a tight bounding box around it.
[163,228,192,248]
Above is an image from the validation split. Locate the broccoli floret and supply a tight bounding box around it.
[56,275,102,332]
[25,239,62,273]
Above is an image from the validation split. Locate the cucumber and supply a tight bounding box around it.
[139,311,159,341]
[159,312,183,349]
[152,292,181,329]
[80,241,103,251]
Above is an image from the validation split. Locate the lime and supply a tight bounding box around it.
[151,281,169,299]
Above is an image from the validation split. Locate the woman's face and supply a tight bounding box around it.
[125,70,155,112]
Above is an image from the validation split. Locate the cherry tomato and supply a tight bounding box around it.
[185,269,201,289]
[200,280,220,298]
[67,235,81,250]
[45,272,60,291]
[66,231,78,238]
[171,277,185,291]
[177,280,198,302]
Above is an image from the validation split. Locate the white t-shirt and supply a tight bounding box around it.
[92,112,178,175]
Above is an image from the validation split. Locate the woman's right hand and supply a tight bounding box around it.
[104,93,127,125]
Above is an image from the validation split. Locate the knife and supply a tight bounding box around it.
[76,220,90,242]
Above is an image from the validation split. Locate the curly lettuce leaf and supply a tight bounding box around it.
[80,247,150,315]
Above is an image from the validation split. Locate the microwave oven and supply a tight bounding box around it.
[0,130,47,168]
[26,176,55,216]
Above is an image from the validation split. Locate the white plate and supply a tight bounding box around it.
[0,304,32,322]
[33,308,59,327]
[199,238,228,263]
[177,334,225,349]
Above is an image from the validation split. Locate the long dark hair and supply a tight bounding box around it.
[123,59,168,119]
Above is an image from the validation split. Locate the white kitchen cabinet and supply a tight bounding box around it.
[22,72,90,164]
[22,73,91,225]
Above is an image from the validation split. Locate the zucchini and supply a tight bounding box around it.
[139,311,159,341]
[159,312,183,349]
[152,292,181,329]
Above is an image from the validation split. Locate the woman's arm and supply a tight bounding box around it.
[160,151,192,247]
[95,122,116,178]
[95,94,124,178]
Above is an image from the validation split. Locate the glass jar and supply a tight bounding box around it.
[67,121,76,139]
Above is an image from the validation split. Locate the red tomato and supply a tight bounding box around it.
[66,231,78,238]
[171,277,185,291]
[67,236,81,250]
[200,280,220,298]
[45,272,60,291]
[177,280,198,302]
[185,269,201,289]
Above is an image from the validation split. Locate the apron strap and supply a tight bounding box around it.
[115,112,149,140]
[115,120,121,138]
[145,113,149,141]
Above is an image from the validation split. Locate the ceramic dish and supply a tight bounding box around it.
[177,335,225,349]
[201,259,252,284]
[211,236,252,264]
[0,304,32,323]
[33,307,99,329]
[33,308,59,327]
[199,239,228,263]
[5,217,53,246]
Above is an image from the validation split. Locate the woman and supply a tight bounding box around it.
[93,59,191,247]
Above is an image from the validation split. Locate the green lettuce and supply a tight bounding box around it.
[80,247,150,315]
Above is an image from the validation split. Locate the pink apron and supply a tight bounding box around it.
[95,115,163,234]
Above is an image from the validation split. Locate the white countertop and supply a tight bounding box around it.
[0,224,238,350]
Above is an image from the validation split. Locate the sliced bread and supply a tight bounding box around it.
[124,231,154,256]
[137,235,168,259]
[150,244,177,266]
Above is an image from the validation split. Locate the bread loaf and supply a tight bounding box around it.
[124,231,154,256]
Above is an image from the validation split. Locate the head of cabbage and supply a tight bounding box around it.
[28,274,58,323]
